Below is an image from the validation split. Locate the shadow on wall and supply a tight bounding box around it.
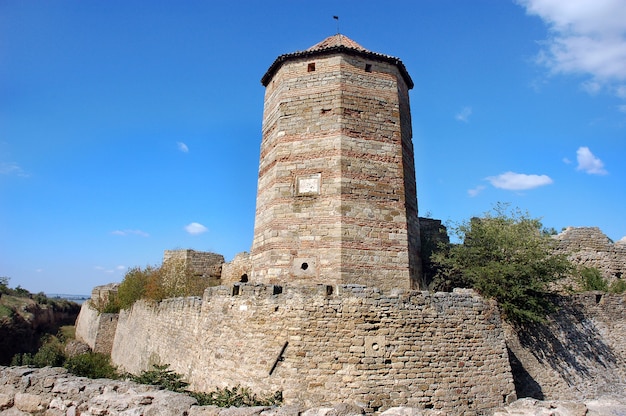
[507,347,544,400]
[509,294,624,399]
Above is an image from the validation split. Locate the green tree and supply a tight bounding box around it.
[432,204,572,324]
[0,276,9,295]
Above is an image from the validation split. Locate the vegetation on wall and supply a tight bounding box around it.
[96,259,213,313]
[431,204,573,324]
[131,364,283,407]
[576,266,626,294]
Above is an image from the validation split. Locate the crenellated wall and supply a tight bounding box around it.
[102,285,515,414]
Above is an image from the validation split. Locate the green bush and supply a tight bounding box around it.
[609,279,626,294]
[130,364,283,407]
[64,352,119,379]
[0,304,15,318]
[32,335,65,367]
[11,353,34,366]
[11,335,65,367]
[190,386,283,407]
[130,364,189,392]
[578,267,608,291]
[432,204,573,324]
[103,259,213,312]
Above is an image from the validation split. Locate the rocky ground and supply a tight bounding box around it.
[1,366,625,416]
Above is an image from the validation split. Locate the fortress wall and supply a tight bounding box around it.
[110,285,515,414]
[553,227,626,282]
[74,301,100,349]
[163,250,224,278]
[506,293,626,400]
[74,301,119,355]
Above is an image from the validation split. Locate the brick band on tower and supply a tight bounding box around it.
[251,34,423,290]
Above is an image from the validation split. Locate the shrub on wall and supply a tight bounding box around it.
[432,203,573,324]
[103,260,212,312]
[578,267,609,291]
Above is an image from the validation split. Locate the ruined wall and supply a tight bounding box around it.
[163,250,224,278]
[506,293,626,400]
[220,252,251,285]
[109,285,514,414]
[553,227,626,283]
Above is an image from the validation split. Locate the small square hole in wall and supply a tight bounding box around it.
[308,62,316,72]
[365,63,372,72]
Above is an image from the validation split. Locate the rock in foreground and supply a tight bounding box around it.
[1,366,626,415]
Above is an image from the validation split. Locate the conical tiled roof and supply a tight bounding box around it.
[261,34,413,89]
[306,34,368,52]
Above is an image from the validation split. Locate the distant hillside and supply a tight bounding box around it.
[0,289,81,365]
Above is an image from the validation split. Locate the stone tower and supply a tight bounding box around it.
[251,34,422,291]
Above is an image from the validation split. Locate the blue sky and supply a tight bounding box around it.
[2,1,625,295]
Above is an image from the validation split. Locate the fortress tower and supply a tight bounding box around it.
[251,35,422,291]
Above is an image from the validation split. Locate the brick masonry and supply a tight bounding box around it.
[251,36,421,291]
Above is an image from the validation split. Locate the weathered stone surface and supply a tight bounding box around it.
[492,396,626,416]
[505,294,626,401]
[13,393,45,413]
[101,286,514,414]
[251,35,421,291]
[164,250,224,279]
[553,227,626,287]
[0,393,13,410]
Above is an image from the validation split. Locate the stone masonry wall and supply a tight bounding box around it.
[163,250,224,278]
[108,285,515,414]
[505,293,626,401]
[74,300,119,355]
[252,51,420,291]
[220,252,251,285]
[553,227,626,284]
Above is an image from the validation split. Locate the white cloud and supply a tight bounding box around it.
[576,146,608,175]
[467,185,486,197]
[455,107,472,122]
[185,222,208,235]
[95,265,126,274]
[0,162,30,177]
[562,157,572,164]
[111,229,150,237]
[517,0,626,97]
[486,171,553,190]
[177,142,189,153]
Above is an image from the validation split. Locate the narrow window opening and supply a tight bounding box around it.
[301,262,309,271]
[232,285,240,296]
[307,62,316,72]
[326,285,333,296]
[595,294,603,304]
[365,63,372,72]
[240,274,248,283]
